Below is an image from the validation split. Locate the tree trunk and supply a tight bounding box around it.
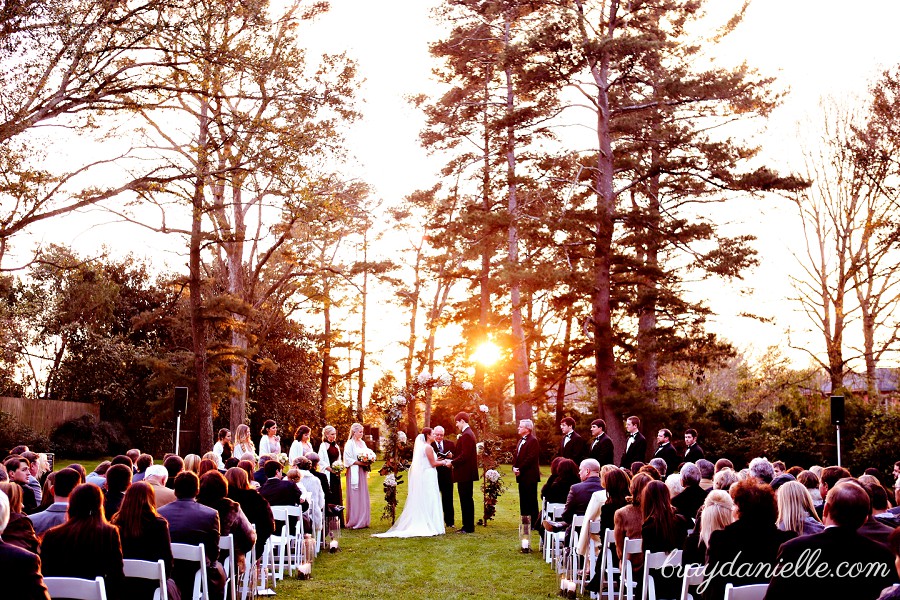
[319,269,332,420]
[356,231,368,421]
[635,163,660,402]
[555,306,574,425]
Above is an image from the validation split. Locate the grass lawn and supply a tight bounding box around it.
[274,464,558,599]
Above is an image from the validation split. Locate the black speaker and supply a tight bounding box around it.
[831,395,845,425]
[174,387,189,415]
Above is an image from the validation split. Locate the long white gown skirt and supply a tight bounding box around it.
[373,435,446,538]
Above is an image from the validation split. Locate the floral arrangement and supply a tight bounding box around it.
[479,468,507,526]
[356,448,377,471]
[380,393,411,524]
[468,390,512,527]
[329,459,345,474]
[275,452,290,470]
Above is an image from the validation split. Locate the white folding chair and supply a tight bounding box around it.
[546,504,569,565]
[239,536,259,600]
[265,507,293,583]
[601,528,622,600]
[544,502,566,562]
[580,520,603,593]
[679,563,705,600]
[171,542,210,600]
[723,583,768,600]
[566,515,586,577]
[45,576,108,600]
[219,534,237,600]
[280,504,307,571]
[123,559,168,600]
[641,549,682,600]
[619,537,643,600]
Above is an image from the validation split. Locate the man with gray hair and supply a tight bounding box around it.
[671,462,709,520]
[513,419,541,530]
[696,459,715,490]
[648,457,668,478]
[431,426,455,527]
[748,457,774,484]
[144,464,177,507]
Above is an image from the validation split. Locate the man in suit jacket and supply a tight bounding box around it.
[145,464,177,507]
[559,417,589,465]
[258,459,312,534]
[451,412,479,533]
[158,471,225,600]
[620,416,647,467]
[683,428,704,463]
[29,468,80,536]
[653,429,681,478]
[544,459,604,543]
[588,419,615,466]
[670,463,709,521]
[0,490,50,600]
[765,480,897,600]
[513,419,541,530]
[432,425,455,527]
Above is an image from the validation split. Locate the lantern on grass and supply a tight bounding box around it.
[296,533,316,579]
[557,549,577,599]
[519,516,532,553]
[328,516,340,553]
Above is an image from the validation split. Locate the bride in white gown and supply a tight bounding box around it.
[374,427,450,538]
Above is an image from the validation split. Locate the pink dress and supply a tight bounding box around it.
[343,439,371,529]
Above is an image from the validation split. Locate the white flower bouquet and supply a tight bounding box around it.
[397,431,408,444]
[330,459,345,474]
[357,448,377,471]
[384,473,397,487]
[476,441,485,455]
[485,469,501,483]
[392,394,407,406]
[479,404,489,413]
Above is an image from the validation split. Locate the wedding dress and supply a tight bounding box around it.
[373,434,445,538]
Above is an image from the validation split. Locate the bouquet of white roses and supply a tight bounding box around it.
[330,459,344,474]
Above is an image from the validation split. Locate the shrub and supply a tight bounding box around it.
[52,414,130,457]
[0,411,52,455]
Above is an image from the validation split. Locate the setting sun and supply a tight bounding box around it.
[471,341,502,366]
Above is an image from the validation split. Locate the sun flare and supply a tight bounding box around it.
[472,341,502,366]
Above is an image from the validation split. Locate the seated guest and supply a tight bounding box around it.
[713,468,738,491]
[766,480,897,599]
[0,489,50,599]
[198,470,255,565]
[306,453,331,510]
[183,454,202,474]
[125,449,141,470]
[641,480,690,599]
[682,489,733,565]
[259,458,311,534]
[858,481,894,548]
[145,465,177,508]
[103,464,132,518]
[237,459,260,489]
[29,468,80,535]
[226,467,274,560]
[748,457,774,484]
[776,480,824,536]
[4,455,37,513]
[163,455,184,490]
[713,458,733,473]
[696,459,715,491]
[0,481,39,553]
[110,482,178,600]
[294,456,326,533]
[85,462,110,488]
[704,479,795,599]
[579,467,629,561]
[158,472,225,600]
[543,459,604,534]
[198,458,218,478]
[815,465,852,518]
[253,455,273,487]
[648,457,668,479]
[21,452,43,505]
[615,473,653,562]
[797,469,821,503]
[36,472,56,513]
[132,454,153,483]
[880,528,900,600]
[671,462,709,521]
[540,458,580,505]
[40,483,125,600]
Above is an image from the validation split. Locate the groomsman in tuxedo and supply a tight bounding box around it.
[432,425,455,527]
[683,428,705,463]
[653,429,681,478]
[588,419,615,466]
[513,419,541,530]
[452,412,479,533]
[558,417,589,464]
[620,415,647,467]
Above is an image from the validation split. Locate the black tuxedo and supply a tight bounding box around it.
[451,426,479,532]
[514,433,541,528]
[589,432,615,467]
[764,526,897,600]
[620,432,647,467]
[259,477,304,509]
[559,431,589,464]
[0,542,49,600]
[654,442,681,478]
[683,443,705,463]
[432,438,456,526]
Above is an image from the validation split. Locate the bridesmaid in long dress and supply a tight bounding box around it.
[343,422,371,529]
[318,425,345,527]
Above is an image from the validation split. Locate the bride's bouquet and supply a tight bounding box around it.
[357,448,377,472]
[330,459,345,474]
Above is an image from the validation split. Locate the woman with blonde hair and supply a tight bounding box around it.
[233,424,255,458]
[183,454,201,474]
[318,425,344,527]
[343,422,371,529]
[776,480,824,536]
[683,490,734,564]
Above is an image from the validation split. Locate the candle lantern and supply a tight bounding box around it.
[519,515,532,553]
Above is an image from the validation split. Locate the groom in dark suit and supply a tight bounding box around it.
[452,412,479,533]
[432,425,455,527]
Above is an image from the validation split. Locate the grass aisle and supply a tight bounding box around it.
[277,464,558,599]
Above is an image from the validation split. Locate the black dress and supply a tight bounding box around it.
[324,441,345,527]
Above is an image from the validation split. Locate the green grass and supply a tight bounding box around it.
[57,457,105,474]
[274,464,558,599]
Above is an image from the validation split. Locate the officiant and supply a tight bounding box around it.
[432,426,455,528]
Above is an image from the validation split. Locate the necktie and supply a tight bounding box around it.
[438,442,443,453]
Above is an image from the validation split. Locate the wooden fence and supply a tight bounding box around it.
[0,397,99,434]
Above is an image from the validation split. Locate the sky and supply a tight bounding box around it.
[16,0,900,395]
